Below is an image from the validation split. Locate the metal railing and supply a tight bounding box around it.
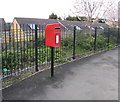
[1,24,119,79]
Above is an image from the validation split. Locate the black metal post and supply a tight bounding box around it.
[51,47,54,77]
[35,25,39,72]
[107,28,110,49]
[73,26,76,59]
[117,27,120,45]
[94,27,97,51]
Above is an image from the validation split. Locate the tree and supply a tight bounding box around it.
[72,0,116,36]
[65,16,80,21]
[49,13,58,19]
[79,17,87,21]
[58,17,62,20]
[104,3,118,28]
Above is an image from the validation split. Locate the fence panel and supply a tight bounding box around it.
[75,26,95,56]
[54,26,74,64]
[109,28,118,47]
[1,24,118,82]
[95,27,108,50]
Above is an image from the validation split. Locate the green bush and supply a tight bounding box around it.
[96,35,107,49]
[2,32,117,72]
[61,37,73,48]
[76,34,94,51]
[2,46,67,71]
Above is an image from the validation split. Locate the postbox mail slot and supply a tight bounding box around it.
[55,28,60,29]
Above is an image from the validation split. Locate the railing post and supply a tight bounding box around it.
[107,28,110,49]
[51,47,54,77]
[117,27,120,46]
[94,27,97,51]
[73,26,76,59]
[35,25,39,72]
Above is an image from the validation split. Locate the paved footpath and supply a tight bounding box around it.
[3,48,118,100]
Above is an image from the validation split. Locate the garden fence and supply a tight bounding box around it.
[1,24,119,79]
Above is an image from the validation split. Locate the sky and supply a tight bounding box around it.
[0,0,119,22]
[0,0,73,22]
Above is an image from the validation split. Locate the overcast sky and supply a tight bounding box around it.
[0,0,73,22]
[1,0,119,22]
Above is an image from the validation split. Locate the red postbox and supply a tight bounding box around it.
[45,24,61,47]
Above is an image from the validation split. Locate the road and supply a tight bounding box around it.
[2,48,118,100]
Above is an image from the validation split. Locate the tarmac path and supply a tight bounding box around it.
[2,48,118,100]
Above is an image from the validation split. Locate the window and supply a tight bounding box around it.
[99,26,104,29]
[76,26,82,30]
[28,24,40,30]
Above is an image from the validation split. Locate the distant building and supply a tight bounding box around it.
[0,18,10,42]
[106,21,118,28]
[12,17,109,30]
[0,18,6,32]
[10,17,110,41]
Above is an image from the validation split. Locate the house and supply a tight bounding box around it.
[11,17,61,41]
[106,21,118,28]
[0,18,10,32]
[11,17,110,41]
[0,18,6,32]
[12,17,110,30]
[0,18,10,42]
